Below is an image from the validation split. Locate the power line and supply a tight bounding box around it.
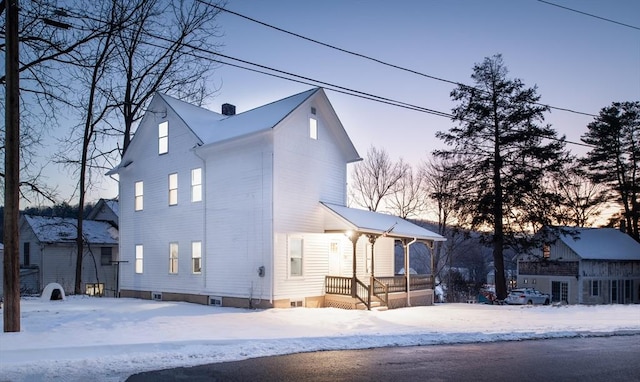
[142,35,594,149]
[195,0,598,118]
[34,6,594,149]
[537,0,640,31]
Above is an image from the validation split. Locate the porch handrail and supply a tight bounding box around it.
[372,277,388,306]
[355,278,370,308]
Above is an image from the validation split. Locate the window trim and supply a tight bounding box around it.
[23,242,30,266]
[159,121,168,154]
[192,241,202,274]
[100,247,113,266]
[191,168,202,203]
[168,173,178,206]
[590,280,600,297]
[169,242,179,274]
[309,117,318,140]
[134,181,144,211]
[288,237,303,278]
[135,245,144,274]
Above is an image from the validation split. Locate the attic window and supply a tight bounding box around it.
[309,117,318,140]
[311,107,316,115]
[543,244,550,259]
[159,121,168,154]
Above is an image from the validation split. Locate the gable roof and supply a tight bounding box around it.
[159,88,318,145]
[86,198,119,221]
[109,88,360,175]
[321,202,446,242]
[558,228,640,261]
[22,215,118,245]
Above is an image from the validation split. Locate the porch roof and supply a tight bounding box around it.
[321,202,446,242]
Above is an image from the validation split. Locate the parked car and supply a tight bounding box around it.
[506,288,550,305]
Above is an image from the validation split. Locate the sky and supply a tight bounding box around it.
[0,296,639,381]
[34,0,640,206]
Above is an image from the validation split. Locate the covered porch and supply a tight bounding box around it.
[321,202,446,310]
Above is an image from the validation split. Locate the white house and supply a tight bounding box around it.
[109,88,445,309]
[19,215,119,296]
[516,227,640,304]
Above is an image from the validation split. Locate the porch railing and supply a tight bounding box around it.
[325,275,352,295]
[355,278,369,307]
[409,275,434,291]
[372,278,388,307]
[325,275,433,309]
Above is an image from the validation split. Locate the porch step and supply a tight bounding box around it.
[355,301,387,311]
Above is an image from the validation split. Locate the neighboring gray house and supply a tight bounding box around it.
[516,227,640,304]
[108,88,445,309]
[87,198,119,227]
[19,215,119,296]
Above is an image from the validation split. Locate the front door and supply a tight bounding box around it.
[551,281,568,303]
[329,240,341,275]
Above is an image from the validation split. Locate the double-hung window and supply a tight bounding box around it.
[191,168,202,202]
[134,181,144,211]
[100,247,113,266]
[135,245,144,274]
[159,121,168,154]
[169,242,179,274]
[169,173,178,206]
[192,241,202,274]
[289,237,303,277]
[590,280,600,296]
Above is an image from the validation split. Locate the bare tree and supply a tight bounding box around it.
[105,0,225,155]
[420,157,471,292]
[551,165,608,227]
[0,0,106,203]
[349,146,408,212]
[53,0,224,294]
[387,164,425,219]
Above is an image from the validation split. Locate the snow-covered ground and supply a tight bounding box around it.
[1,296,639,382]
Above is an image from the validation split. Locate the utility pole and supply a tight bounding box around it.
[4,0,21,333]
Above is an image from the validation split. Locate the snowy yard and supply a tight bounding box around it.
[1,296,639,382]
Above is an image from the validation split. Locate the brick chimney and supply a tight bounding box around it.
[221,103,236,116]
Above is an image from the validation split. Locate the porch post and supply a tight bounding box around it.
[402,238,417,307]
[367,234,378,305]
[428,240,434,289]
[348,232,360,298]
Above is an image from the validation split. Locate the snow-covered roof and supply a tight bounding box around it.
[558,228,640,261]
[321,202,446,242]
[104,199,119,217]
[23,215,118,245]
[160,88,318,145]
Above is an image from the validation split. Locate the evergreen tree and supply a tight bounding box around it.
[434,54,566,299]
[581,101,640,241]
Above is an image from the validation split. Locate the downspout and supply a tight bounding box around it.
[270,151,275,305]
[404,237,417,307]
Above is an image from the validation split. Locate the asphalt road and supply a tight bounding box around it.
[127,335,640,382]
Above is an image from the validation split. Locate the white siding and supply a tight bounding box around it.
[271,97,352,299]
[201,133,274,299]
[118,96,207,295]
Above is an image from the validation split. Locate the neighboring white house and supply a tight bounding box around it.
[108,88,445,309]
[19,215,119,296]
[516,227,640,304]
